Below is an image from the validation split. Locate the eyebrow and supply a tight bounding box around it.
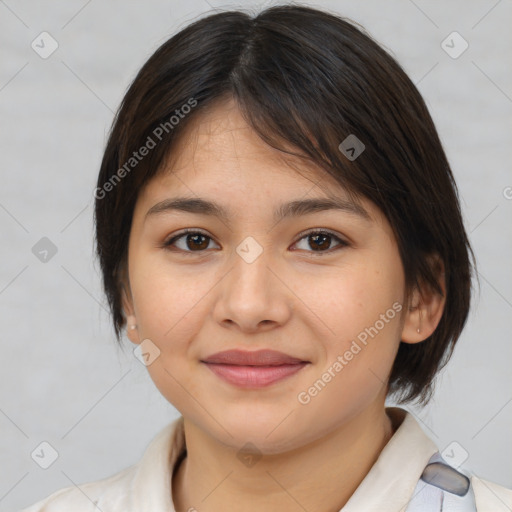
[145,196,371,225]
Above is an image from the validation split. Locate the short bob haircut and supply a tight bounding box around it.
[94,4,477,406]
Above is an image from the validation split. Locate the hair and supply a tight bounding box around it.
[94,3,477,406]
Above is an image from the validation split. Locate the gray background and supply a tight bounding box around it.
[1,0,511,510]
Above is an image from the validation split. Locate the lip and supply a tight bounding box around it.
[202,349,306,366]
[201,349,310,388]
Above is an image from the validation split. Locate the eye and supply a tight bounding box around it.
[163,229,219,254]
[292,229,348,255]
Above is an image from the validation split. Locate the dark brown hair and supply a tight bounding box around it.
[94,4,477,405]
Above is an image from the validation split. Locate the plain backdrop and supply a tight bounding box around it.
[1,0,511,510]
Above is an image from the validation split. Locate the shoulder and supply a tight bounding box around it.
[471,474,512,511]
[18,464,136,511]
[390,408,512,512]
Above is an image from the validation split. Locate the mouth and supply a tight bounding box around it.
[201,349,310,388]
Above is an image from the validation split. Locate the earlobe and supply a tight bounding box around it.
[401,256,446,344]
[125,314,140,345]
[121,280,140,345]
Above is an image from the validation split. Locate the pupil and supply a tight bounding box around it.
[311,234,329,251]
[188,234,208,250]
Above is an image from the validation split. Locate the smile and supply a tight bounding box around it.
[201,349,310,388]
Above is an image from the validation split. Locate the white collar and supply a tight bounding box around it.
[342,407,439,511]
[128,407,439,511]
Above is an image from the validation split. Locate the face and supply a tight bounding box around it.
[123,98,415,454]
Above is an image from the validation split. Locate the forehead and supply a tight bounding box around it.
[136,98,380,225]
[164,97,323,181]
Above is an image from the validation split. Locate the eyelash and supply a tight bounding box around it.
[162,228,349,256]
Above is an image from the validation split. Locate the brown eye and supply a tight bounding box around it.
[164,230,220,253]
[292,230,348,254]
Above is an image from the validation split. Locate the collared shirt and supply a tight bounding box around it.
[20,407,512,511]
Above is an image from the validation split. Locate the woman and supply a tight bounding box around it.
[22,4,512,511]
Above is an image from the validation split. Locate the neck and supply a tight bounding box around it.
[172,401,396,512]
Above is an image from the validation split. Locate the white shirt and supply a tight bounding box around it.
[20,407,512,511]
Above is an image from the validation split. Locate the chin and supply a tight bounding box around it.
[215,410,314,452]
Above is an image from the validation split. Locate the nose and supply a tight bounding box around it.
[212,240,293,334]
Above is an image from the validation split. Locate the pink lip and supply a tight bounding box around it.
[201,350,309,388]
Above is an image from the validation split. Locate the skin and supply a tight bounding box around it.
[122,97,446,512]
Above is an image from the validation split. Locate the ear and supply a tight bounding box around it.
[119,267,140,345]
[401,254,446,344]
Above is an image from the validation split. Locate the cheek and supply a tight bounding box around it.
[293,267,403,428]
[130,259,213,410]
[132,256,214,340]
[300,253,404,396]
[129,256,229,389]
[304,258,403,347]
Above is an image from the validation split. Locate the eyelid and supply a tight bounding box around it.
[293,227,347,245]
